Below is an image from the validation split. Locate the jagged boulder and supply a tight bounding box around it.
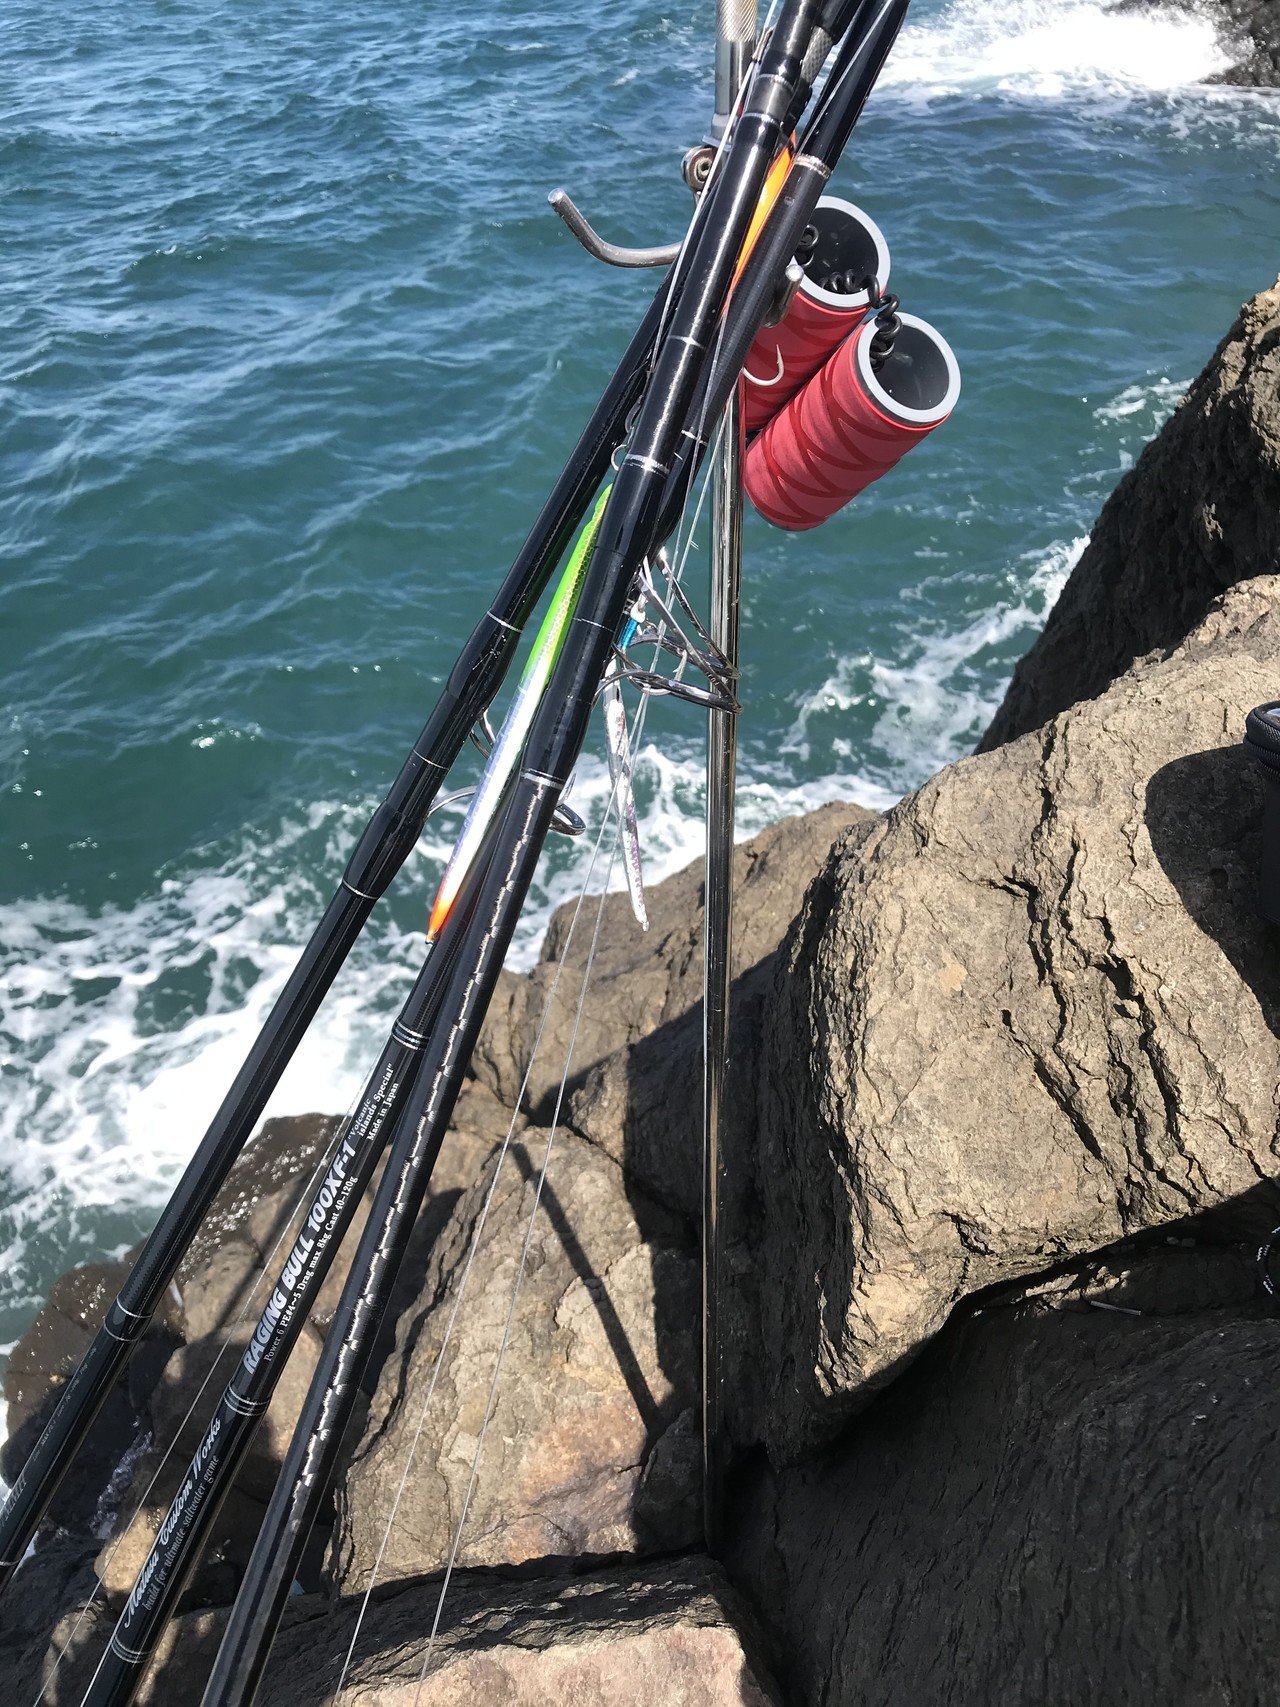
[1200,0,1280,84]
[755,575,1280,1459]
[20,1557,777,1706]
[1119,0,1280,85]
[333,804,871,1595]
[982,279,1280,751]
[0,1114,341,1552]
[730,1256,1280,1707]
[84,1088,502,1606]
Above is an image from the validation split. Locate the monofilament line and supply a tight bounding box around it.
[329,450,719,1698]
[327,782,625,1701]
[404,474,719,1700]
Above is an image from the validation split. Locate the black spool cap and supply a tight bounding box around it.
[1242,701,1280,925]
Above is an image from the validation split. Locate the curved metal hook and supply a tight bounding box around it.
[548,189,681,270]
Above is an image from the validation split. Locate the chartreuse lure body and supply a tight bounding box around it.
[427,482,613,940]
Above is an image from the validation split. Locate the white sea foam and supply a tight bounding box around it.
[0,737,864,1292]
[0,687,916,1325]
[1094,373,1188,426]
[872,538,1084,773]
[786,536,1086,789]
[880,0,1235,100]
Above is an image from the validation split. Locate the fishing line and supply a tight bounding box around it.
[400,475,718,1697]
[32,1077,374,1707]
[330,680,664,1695]
[329,441,722,1698]
[408,836,620,1706]
[328,781,625,1705]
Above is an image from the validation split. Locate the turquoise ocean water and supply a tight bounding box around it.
[2,0,1279,1432]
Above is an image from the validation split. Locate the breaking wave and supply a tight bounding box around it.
[879,0,1236,100]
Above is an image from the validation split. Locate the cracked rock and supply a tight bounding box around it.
[982,277,1280,751]
[731,1285,1280,1707]
[756,575,1280,1459]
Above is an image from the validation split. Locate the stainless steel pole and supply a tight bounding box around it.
[703,0,756,1557]
[712,0,758,138]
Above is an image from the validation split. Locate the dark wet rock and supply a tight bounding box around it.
[982,278,1280,751]
[1211,0,1280,84]
[0,1531,103,1702]
[87,1090,502,1609]
[1116,0,1280,86]
[755,576,1280,1460]
[0,1115,339,1559]
[92,1314,324,1602]
[1019,1237,1261,1314]
[729,1280,1280,1707]
[0,1260,176,1543]
[2,1092,499,1643]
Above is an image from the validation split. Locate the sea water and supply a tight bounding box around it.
[2,0,1278,1426]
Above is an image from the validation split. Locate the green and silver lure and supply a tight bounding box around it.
[427,483,613,941]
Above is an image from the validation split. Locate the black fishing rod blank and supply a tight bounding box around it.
[654,0,912,546]
[76,838,500,1707]
[200,6,829,1699]
[0,275,673,1595]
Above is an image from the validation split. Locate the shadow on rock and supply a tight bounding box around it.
[726,1234,1280,1707]
[1146,742,1280,1037]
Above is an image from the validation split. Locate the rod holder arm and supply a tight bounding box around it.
[548,189,681,269]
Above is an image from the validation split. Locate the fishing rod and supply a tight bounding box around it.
[655,0,911,544]
[72,499,614,1707]
[197,7,853,1700]
[82,0,904,1692]
[0,254,671,1593]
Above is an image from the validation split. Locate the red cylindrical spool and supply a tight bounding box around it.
[740,196,891,437]
[744,311,961,532]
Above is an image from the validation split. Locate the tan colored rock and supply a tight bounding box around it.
[474,802,867,1119]
[18,1559,777,1707]
[758,576,1280,1458]
[257,1558,780,1707]
[333,1127,695,1591]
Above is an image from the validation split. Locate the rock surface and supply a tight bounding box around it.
[333,804,867,1594]
[333,1126,699,1591]
[982,278,1280,751]
[730,1265,1280,1707]
[756,574,1280,1458]
[258,1557,780,1707]
[16,1556,778,1707]
[474,801,865,1123]
[1198,0,1280,85]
